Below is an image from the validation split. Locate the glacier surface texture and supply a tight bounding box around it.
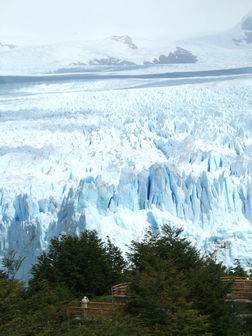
[0,62,252,279]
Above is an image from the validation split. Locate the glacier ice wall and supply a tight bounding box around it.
[0,74,252,279]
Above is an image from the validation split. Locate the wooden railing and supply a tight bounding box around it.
[221,277,252,303]
[67,302,126,321]
[67,283,129,323]
[111,283,129,298]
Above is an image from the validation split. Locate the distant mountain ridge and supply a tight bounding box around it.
[111,35,138,50]
[0,34,198,69]
[0,41,16,52]
[144,47,197,65]
[198,9,252,48]
[234,10,252,44]
[1,10,252,72]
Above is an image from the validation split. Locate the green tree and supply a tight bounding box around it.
[30,230,126,297]
[127,226,212,336]
[188,257,238,336]
[128,226,202,274]
[2,250,25,279]
[60,313,149,336]
[127,224,239,336]
[228,259,249,277]
[0,274,24,334]
[0,278,73,336]
[105,236,127,284]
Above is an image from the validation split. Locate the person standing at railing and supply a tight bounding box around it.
[81,296,89,319]
[81,296,89,308]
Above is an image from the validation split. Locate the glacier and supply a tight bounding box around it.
[0,64,252,280]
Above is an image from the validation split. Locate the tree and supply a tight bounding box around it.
[2,250,25,279]
[187,257,238,336]
[0,275,24,333]
[105,236,127,284]
[128,226,202,274]
[127,226,212,335]
[30,230,126,297]
[228,259,249,277]
[127,224,239,336]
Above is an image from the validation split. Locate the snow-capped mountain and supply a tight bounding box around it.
[0,10,252,73]
[0,35,197,72]
[111,35,138,50]
[1,12,252,280]
[195,10,252,48]
[232,10,252,45]
[1,30,252,76]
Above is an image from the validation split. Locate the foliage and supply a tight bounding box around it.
[228,259,249,277]
[127,258,211,335]
[0,276,24,329]
[127,224,239,336]
[2,249,25,279]
[30,230,126,297]
[0,225,249,335]
[127,226,212,335]
[61,314,149,336]
[187,257,238,336]
[0,278,72,336]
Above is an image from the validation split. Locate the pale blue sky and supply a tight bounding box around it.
[1,0,251,43]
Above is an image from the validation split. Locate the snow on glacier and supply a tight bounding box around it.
[0,71,252,279]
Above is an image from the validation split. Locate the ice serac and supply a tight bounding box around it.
[2,159,252,280]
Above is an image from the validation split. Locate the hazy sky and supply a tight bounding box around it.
[1,0,251,44]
